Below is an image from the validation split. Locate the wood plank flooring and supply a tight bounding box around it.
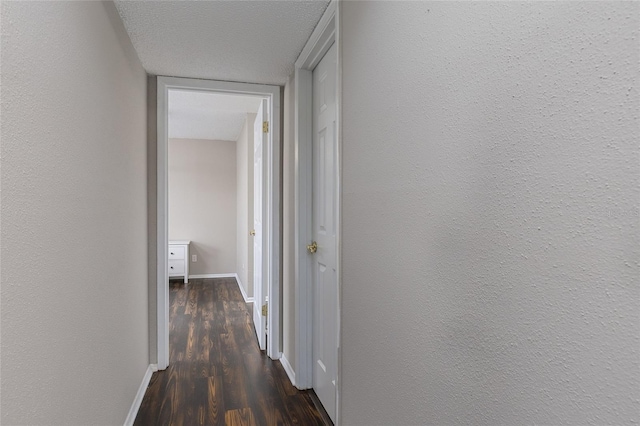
[134,278,328,426]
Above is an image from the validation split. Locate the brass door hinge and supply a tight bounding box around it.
[263,121,269,133]
[261,303,268,316]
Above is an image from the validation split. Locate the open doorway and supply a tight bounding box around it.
[167,90,261,291]
[156,77,282,369]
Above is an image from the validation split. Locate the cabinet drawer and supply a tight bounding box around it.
[169,246,185,260]
[168,260,185,275]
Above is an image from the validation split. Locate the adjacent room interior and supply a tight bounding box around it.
[167,89,260,299]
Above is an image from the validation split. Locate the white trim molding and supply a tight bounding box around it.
[234,273,255,303]
[335,2,343,423]
[157,76,282,369]
[279,354,296,387]
[295,1,336,70]
[123,364,157,426]
[294,1,342,423]
[188,273,236,279]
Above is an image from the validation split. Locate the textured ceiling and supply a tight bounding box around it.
[114,0,330,85]
[169,90,262,141]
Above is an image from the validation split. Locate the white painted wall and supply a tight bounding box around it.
[1,2,149,424]
[340,2,639,425]
[168,138,237,275]
[282,74,296,372]
[237,114,257,297]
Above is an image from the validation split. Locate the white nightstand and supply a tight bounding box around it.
[168,240,190,283]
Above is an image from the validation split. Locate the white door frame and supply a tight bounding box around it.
[294,0,341,422]
[156,76,282,369]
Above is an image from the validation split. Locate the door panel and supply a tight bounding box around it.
[253,99,267,350]
[312,42,337,423]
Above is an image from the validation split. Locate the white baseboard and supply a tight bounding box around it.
[234,273,254,303]
[280,354,296,387]
[124,363,157,426]
[188,273,236,279]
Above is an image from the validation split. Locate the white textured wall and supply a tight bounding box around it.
[169,138,237,275]
[1,2,149,424]
[237,114,256,296]
[282,74,296,371]
[340,2,639,425]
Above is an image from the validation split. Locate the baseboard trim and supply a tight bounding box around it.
[234,273,254,303]
[280,354,296,387]
[124,363,157,426]
[188,273,236,279]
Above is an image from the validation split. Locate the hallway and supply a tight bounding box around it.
[3,2,638,425]
[134,278,328,425]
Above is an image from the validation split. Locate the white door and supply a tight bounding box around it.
[311,42,338,423]
[253,99,268,350]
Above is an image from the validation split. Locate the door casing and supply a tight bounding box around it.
[156,76,282,368]
[293,0,342,423]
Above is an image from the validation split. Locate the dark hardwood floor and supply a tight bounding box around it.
[134,277,328,426]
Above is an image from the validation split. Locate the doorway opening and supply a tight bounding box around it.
[157,77,282,369]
